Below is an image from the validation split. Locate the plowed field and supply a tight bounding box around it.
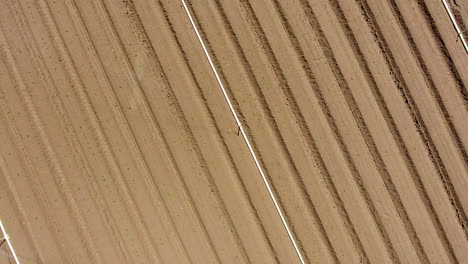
[0,0,467,263]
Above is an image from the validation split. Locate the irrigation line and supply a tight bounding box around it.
[180,1,306,263]
[441,0,468,53]
[0,220,21,264]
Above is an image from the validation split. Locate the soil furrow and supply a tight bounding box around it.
[13,1,167,261]
[387,0,468,185]
[188,0,386,262]
[392,0,468,242]
[0,169,38,264]
[361,0,468,220]
[162,0,320,262]
[97,2,225,262]
[0,174,39,264]
[456,0,468,33]
[71,0,230,261]
[0,144,43,263]
[424,1,468,85]
[8,1,136,261]
[31,1,157,262]
[104,0,251,261]
[0,97,68,263]
[283,1,409,262]
[353,0,459,262]
[27,0,165,261]
[151,0,281,262]
[190,1,342,262]
[61,0,195,262]
[183,1,331,262]
[322,1,441,262]
[210,0,422,260]
[333,0,468,261]
[203,0,363,262]
[242,0,414,261]
[1,26,101,264]
[86,0,222,261]
[415,0,467,110]
[240,0,370,261]
[448,0,468,44]
[374,0,468,242]
[0,28,78,264]
[13,2,159,262]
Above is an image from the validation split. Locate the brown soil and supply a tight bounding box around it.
[0,0,466,263]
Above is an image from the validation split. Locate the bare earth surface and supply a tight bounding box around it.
[0,0,467,263]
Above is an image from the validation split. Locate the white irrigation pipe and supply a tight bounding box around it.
[0,220,21,264]
[441,0,468,53]
[180,1,306,263]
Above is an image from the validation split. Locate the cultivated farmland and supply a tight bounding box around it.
[0,0,467,263]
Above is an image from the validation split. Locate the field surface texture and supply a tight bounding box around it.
[0,0,467,263]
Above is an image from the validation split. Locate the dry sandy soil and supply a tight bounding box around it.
[0,0,467,263]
